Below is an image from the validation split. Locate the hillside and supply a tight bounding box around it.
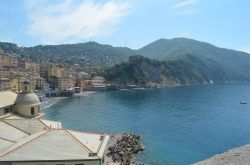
[0,42,135,68]
[1,38,250,85]
[101,55,250,88]
[138,38,250,76]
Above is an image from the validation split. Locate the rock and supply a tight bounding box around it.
[107,133,144,165]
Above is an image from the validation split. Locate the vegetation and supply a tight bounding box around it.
[138,38,250,76]
[101,55,250,88]
[0,41,135,68]
[1,38,250,86]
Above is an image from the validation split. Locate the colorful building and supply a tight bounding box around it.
[0,78,11,91]
[10,78,18,93]
[48,66,65,78]
[57,76,75,91]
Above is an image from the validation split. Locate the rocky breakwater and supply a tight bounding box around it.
[107,133,144,165]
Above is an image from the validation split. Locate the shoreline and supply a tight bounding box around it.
[41,91,96,110]
[41,97,67,109]
[40,83,248,163]
[117,81,250,91]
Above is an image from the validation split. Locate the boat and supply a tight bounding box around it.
[240,101,247,104]
[120,89,129,91]
[132,87,146,90]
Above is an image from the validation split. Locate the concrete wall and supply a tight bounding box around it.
[12,160,100,165]
[15,104,40,117]
[1,163,11,165]
[0,106,12,116]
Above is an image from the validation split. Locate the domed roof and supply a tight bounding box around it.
[15,92,40,105]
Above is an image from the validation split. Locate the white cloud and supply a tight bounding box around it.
[171,0,197,9]
[26,0,131,44]
[169,0,198,15]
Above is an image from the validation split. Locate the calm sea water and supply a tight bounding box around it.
[43,83,250,165]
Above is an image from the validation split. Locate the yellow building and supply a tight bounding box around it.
[48,66,65,78]
[82,80,92,91]
[0,52,4,67]
[0,78,11,91]
[58,76,75,91]
[35,77,44,89]
[58,68,65,77]
[10,78,19,93]
[0,54,17,67]
[3,55,10,66]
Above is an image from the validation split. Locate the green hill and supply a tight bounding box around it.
[101,55,250,88]
[138,38,250,78]
[0,42,135,68]
[1,38,250,86]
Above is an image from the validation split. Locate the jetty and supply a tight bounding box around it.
[106,133,144,165]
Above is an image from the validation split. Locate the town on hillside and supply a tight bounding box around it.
[0,48,144,165]
[0,48,108,97]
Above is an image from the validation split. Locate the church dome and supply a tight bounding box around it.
[15,92,40,105]
[14,80,41,117]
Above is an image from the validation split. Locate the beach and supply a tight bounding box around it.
[41,91,96,109]
[41,97,67,109]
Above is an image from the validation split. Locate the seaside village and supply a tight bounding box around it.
[0,49,127,165]
[0,48,108,96]
[0,48,108,107]
[0,48,145,165]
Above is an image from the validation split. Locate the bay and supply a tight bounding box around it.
[43,83,250,164]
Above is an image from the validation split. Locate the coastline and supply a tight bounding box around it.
[41,91,96,110]
[41,97,67,109]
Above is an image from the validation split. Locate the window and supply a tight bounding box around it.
[4,107,9,114]
[9,106,13,112]
[25,86,27,91]
[102,156,105,163]
[31,107,35,115]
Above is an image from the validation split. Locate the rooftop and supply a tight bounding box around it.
[15,92,40,105]
[0,129,109,162]
[0,91,17,109]
[0,118,62,154]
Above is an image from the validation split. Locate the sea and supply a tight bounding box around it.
[42,83,250,165]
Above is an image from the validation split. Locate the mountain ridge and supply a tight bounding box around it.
[1,38,250,79]
[0,41,135,68]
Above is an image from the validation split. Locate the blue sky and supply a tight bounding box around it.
[0,0,250,53]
